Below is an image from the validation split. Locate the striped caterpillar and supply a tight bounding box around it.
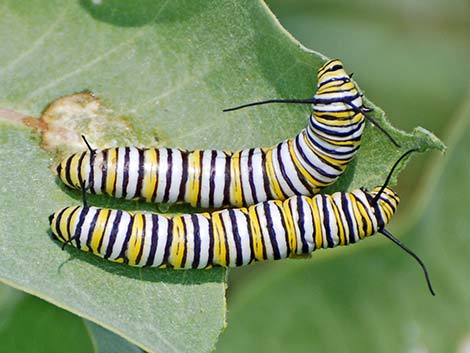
[49,149,434,294]
[56,59,399,208]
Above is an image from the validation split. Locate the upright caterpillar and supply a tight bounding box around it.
[56,59,399,208]
[50,150,434,294]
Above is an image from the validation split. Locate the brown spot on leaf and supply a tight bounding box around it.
[37,92,161,158]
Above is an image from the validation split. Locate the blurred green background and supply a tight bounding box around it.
[1,0,468,352]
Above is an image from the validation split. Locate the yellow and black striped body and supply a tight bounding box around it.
[57,59,366,208]
[49,187,399,268]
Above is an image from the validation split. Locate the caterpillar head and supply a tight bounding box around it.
[316,59,348,86]
[56,151,91,189]
[369,186,400,223]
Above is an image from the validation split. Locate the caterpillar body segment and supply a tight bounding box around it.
[49,187,397,269]
[57,59,366,208]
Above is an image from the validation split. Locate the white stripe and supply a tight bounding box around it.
[155,149,168,202]
[125,148,140,199]
[114,147,126,198]
[92,150,104,193]
[240,149,254,206]
[250,148,268,203]
[152,216,169,267]
[220,211,236,266]
[196,215,210,268]
[314,197,328,248]
[199,150,213,208]
[100,210,118,256]
[167,149,183,203]
[110,211,132,260]
[233,210,252,265]
[182,215,195,269]
[212,151,226,207]
[269,204,288,258]
[278,141,310,196]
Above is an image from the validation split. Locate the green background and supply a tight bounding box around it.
[0,0,468,352]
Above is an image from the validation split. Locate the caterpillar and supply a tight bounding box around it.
[56,59,399,209]
[49,149,434,294]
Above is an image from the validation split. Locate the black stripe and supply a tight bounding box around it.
[105,210,123,259]
[111,149,119,197]
[97,210,113,254]
[207,216,215,267]
[356,196,372,235]
[277,144,300,195]
[119,214,134,264]
[144,214,159,266]
[219,214,230,266]
[135,148,145,199]
[151,149,160,202]
[191,214,201,268]
[321,195,334,248]
[163,149,172,203]
[229,210,243,266]
[54,208,68,242]
[100,149,109,194]
[208,150,217,208]
[277,201,291,257]
[261,149,273,199]
[162,218,173,267]
[341,193,356,244]
[122,147,130,198]
[180,217,188,268]
[296,197,309,254]
[74,206,90,249]
[255,206,268,260]
[66,206,81,243]
[295,135,341,177]
[196,151,204,206]
[76,151,87,188]
[178,151,189,202]
[64,155,75,187]
[222,152,231,207]
[134,215,146,265]
[246,209,255,263]
[263,203,280,259]
[86,209,100,250]
[89,150,96,194]
[247,149,257,204]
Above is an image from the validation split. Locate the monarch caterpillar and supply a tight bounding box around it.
[49,149,434,295]
[56,59,399,208]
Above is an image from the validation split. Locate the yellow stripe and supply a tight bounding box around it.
[349,195,365,239]
[68,154,81,187]
[329,196,346,245]
[281,199,297,254]
[127,213,144,265]
[356,200,373,237]
[105,149,118,196]
[302,133,345,170]
[230,151,244,207]
[80,153,89,186]
[248,206,264,261]
[287,139,321,191]
[212,212,227,266]
[170,216,185,268]
[59,207,77,243]
[264,149,285,200]
[306,197,323,249]
[142,149,158,202]
[90,209,110,253]
[188,150,202,207]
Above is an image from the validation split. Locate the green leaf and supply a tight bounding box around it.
[0,283,143,353]
[0,1,444,352]
[216,97,470,353]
